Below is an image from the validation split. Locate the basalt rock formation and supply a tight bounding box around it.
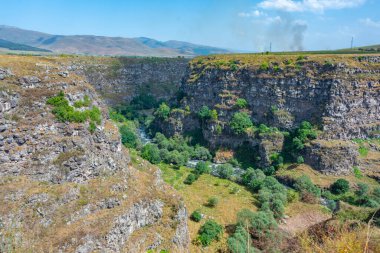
[0,55,189,252]
[158,55,380,175]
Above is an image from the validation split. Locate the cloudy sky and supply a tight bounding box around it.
[1,0,379,51]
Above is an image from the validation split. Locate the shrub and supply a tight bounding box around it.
[216,163,234,179]
[47,91,102,125]
[230,112,253,135]
[228,226,256,253]
[287,189,300,203]
[166,150,187,166]
[241,168,266,191]
[294,175,321,203]
[236,209,277,237]
[353,166,363,178]
[207,197,219,207]
[210,109,218,121]
[119,125,138,148]
[184,173,197,185]
[194,161,211,175]
[358,146,369,157]
[259,62,269,71]
[198,106,212,120]
[235,98,248,109]
[228,158,240,167]
[73,95,91,108]
[330,179,350,195]
[88,121,96,134]
[190,210,202,222]
[130,94,158,109]
[197,220,223,246]
[155,102,171,119]
[141,144,161,164]
[193,146,212,161]
[296,156,304,164]
[355,183,369,197]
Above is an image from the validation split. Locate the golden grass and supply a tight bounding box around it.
[277,164,380,189]
[157,163,256,252]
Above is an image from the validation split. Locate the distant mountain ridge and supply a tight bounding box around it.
[0,38,51,52]
[0,25,230,56]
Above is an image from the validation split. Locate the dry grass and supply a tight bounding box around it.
[156,163,256,252]
[277,164,380,189]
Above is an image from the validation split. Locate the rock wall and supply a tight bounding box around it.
[0,55,189,252]
[82,57,189,106]
[159,55,380,175]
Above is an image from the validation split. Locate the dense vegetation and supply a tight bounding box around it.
[47,91,102,133]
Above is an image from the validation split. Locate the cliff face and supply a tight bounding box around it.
[82,57,189,106]
[0,55,189,252]
[160,55,380,175]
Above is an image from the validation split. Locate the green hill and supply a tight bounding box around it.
[0,38,51,52]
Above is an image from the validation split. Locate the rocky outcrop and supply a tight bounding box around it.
[82,57,189,105]
[0,55,189,252]
[257,132,285,168]
[159,55,380,175]
[303,140,359,175]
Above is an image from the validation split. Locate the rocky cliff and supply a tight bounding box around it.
[81,57,189,106]
[158,54,380,175]
[0,55,189,252]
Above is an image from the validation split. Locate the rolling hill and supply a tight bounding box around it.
[0,25,230,57]
[0,38,51,52]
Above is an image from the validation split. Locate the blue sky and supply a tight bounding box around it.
[1,0,379,51]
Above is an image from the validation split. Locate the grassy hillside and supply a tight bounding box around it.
[0,38,51,52]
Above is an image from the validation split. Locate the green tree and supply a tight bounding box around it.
[330,179,350,195]
[217,163,234,179]
[194,161,211,175]
[184,173,197,185]
[119,125,137,148]
[235,98,248,109]
[294,175,321,203]
[198,105,212,120]
[191,210,202,222]
[155,102,171,119]
[141,144,161,164]
[197,220,223,246]
[230,112,253,135]
[207,197,219,208]
[228,226,257,253]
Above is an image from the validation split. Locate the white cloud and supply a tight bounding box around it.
[360,18,380,28]
[258,0,366,13]
[238,10,265,18]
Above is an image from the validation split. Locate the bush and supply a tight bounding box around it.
[258,177,288,218]
[241,168,266,191]
[119,125,138,148]
[197,220,223,246]
[130,94,158,109]
[198,106,212,120]
[259,62,269,71]
[194,161,211,175]
[330,179,350,195]
[47,91,102,125]
[190,210,202,222]
[207,197,219,207]
[355,183,369,197]
[73,95,91,108]
[236,209,277,237]
[184,173,197,185]
[235,98,248,109]
[155,102,171,119]
[228,226,256,253]
[141,144,161,164]
[294,175,321,203]
[166,150,187,166]
[296,156,304,164]
[216,163,234,179]
[230,112,253,135]
[353,166,363,178]
[88,121,96,134]
[193,146,212,161]
[287,189,300,203]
